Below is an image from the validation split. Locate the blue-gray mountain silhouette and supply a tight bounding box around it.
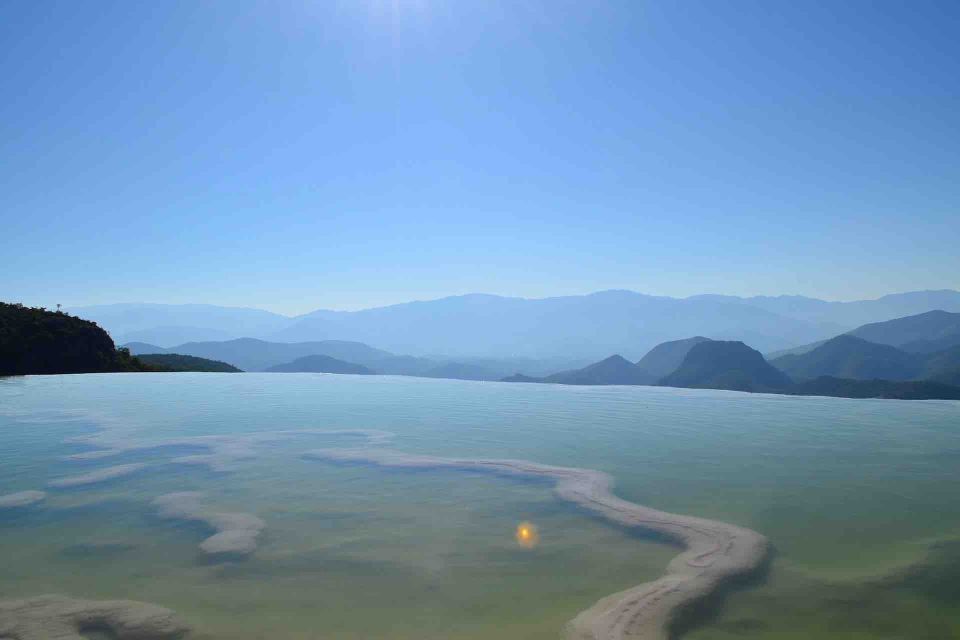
[265,355,375,375]
[660,341,792,392]
[77,289,960,359]
[635,336,712,379]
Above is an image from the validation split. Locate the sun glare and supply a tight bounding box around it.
[515,522,540,549]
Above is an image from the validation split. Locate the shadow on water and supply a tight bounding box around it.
[679,538,960,639]
[567,500,686,550]
[668,545,775,640]
[882,539,960,605]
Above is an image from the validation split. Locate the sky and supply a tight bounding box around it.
[2,0,959,315]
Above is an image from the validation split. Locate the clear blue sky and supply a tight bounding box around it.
[2,1,958,314]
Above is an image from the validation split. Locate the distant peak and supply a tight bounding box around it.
[599,354,631,363]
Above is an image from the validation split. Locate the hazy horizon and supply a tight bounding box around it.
[45,286,960,318]
[3,1,959,313]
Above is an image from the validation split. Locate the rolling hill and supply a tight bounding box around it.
[771,335,921,381]
[770,310,960,359]
[660,341,792,392]
[919,345,960,386]
[502,312,960,399]
[541,355,656,386]
[265,355,375,375]
[124,338,582,380]
[136,353,242,373]
[635,336,712,379]
[125,338,394,373]
[770,333,960,386]
[848,310,960,353]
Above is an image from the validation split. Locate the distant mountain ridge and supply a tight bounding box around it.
[124,338,584,380]
[689,291,960,329]
[848,310,960,353]
[500,309,960,400]
[768,310,960,359]
[73,303,290,346]
[542,355,656,386]
[76,289,960,359]
[771,334,960,385]
[265,355,375,375]
[11,296,960,400]
[772,336,921,381]
[125,338,394,373]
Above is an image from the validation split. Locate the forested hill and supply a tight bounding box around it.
[0,302,151,375]
[136,353,242,373]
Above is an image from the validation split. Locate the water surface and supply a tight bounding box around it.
[1,373,958,638]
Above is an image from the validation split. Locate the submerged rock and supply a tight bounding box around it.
[47,464,148,489]
[0,491,46,509]
[304,447,770,640]
[152,492,265,559]
[0,594,189,639]
[65,428,393,472]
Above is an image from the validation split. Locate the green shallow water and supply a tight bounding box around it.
[1,373,959,639]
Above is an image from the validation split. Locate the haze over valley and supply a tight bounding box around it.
[76,288,960,360]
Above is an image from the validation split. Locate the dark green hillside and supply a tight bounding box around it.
[790,376,960,400]
[543,355,656,386]
[635,336,712,379]
[0,302,151,375]
[136,353,242,372]
[661,341,791,392]
[771,335,921,381]
[265,355,375,375]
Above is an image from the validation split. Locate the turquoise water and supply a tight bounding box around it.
[1,373,959,638]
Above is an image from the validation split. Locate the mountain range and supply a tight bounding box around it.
[767,310,960,358]
[540,355,656,386]
[9,298,960,399]
[73,289,960,360]
[771,335,960,386]
[498,310,960,399]
[125,338,585,380]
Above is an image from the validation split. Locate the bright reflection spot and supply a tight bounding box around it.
[515,521,539,549]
